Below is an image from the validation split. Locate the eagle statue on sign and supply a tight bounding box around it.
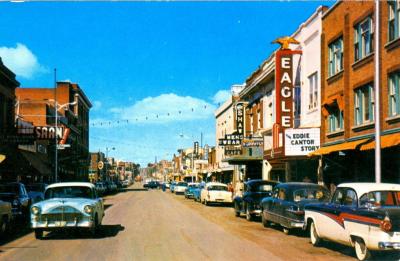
[272,36,300,50]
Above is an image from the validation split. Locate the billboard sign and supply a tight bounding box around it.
[284,128,320,156]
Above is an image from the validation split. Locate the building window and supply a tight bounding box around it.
[328,106,343,133]
[389,72,400,116]
[308,72,318,109]
[354,16,374,61]
[354,84,374,125]
[329,37,343,77]
[389,1,400,41]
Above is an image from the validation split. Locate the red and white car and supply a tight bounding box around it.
[304,183,400,260]
[200,182,232,206]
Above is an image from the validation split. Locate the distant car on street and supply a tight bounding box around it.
[122,180,129,188]
[184,183,199,199]
[0,182,31,222]
[26,183,48,204]
[170,182,177,193]
[146,181,159,189]
[261,182,330,235]
[233,179,279,221]
[0,199,12,235]
[95,182,106,195]
[201,182,233,206]
[305,183,400,261]
[31,182,104,239]
[174,182,188,194]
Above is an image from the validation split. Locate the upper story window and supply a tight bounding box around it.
[389,71,400,117]
[389,1,400,41]
[354,84,374,125]
[328,37,343,77]
[308,72,318,110]
[328,105,343,133]
[354,16,374,61]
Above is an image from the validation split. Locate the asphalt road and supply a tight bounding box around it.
[0,184,396,261]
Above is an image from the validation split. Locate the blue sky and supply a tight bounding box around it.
[0,1,332,165]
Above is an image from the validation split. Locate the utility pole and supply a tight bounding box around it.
[54,68,58,183]
[374,0,381,183]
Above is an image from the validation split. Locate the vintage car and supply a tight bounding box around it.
[0,199,12,235]
[193,183,205,202]
[174,182,188,194]
[26,183,48,204]
[261,182,330,234]
[30,182,104,239]
[184,183,199,199]
[0,182,31,222]
[233,179,279,221]
[304,183,400,260]
[200,182,233,206]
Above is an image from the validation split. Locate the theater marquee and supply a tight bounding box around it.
[284,128,320,156]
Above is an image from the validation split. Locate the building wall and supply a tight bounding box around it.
[321,1,400,145]
[215,96,235,167]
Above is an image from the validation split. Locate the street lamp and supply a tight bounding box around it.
[54,100,77,183]
[105,147,115,181]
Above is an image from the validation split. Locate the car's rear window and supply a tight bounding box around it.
[208,185,228,191]
[45,186,93,199]
[360,191,400,207]
[293,188,330,202]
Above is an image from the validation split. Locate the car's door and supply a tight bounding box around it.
[274,187,288,225]
[321,188,356,244]
[264,187,281,223]
[93,188,104,219]
[241,183,250,213]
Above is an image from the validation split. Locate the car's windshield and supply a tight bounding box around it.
[189,184,198,188]
[208,185,228,191]
[360,191,400,207]
[45,186,94,199]
[177,182,187,186]
[293,188,330,202]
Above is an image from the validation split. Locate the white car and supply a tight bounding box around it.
[200,182,233,206]
[174,182,188,194]
[304,183,400,260]
[31,182,104,239]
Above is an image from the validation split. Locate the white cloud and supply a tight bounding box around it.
[109,93,216,125]
[212,89,231,104]
[0,43,46,79]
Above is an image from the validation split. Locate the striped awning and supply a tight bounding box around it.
[360,133,400,151]
[308,138,370,157]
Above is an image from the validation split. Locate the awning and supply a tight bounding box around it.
[20,151,52,176]
[360,132,400,151]
[222,156,263,164]
[308,138,370,157]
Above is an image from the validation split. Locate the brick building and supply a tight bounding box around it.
[311,1,400,184]
[16,81,92,182]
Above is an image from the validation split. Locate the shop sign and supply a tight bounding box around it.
[224,146,242,156]
[242,138,263,148]
[274,38,302,129]
[235,102,245,135]
[34,126,64,140]
[218,134,243,146]
[284,128,320,156]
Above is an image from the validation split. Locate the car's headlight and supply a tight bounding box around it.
[31,206,41,215]
[12,199,19,206]
[84,205,93,214]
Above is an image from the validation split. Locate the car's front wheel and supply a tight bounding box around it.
[354,238,371,261]
[245,205,254,221]
[310,221,321,246]
[34,229,43,240]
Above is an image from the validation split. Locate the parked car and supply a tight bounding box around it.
[0,199,12,235]
[233,179,279,221]
[144,181,158,189]
[174,182,188,194]
[31,182,105,239]
[193,183,205,202]
[95,182,106,195]
[26,183,48,204]
[0,182,31,222]
[305,183,400,261]
[261,182,330,235]
[200,182,233,206]
[170,182,177,193]
[184,183,199,199]
[122,180,129,188]
[165,182,171,189]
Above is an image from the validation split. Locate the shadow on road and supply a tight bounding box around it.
[104,204,113,210]
[0,221,32,246]
[42,224,125,240]
[124,188,148,192]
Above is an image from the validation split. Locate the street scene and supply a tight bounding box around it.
[1,1,400,260]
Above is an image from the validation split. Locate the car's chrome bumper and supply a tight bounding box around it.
[378,242,400,250]
[250,209,262,215]
[289,221,304,228]
[31,215,94,229]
